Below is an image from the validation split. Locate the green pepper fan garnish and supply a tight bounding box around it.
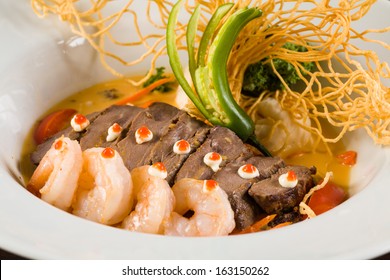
[167,0,271,156]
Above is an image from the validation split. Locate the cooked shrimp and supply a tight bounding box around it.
[164,178,235,237]
[27,136,82,211]
[122,165,175,234]
[72,147,133,225]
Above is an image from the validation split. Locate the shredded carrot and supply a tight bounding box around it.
[116,77,174,105]
[270,221,292,229]
[139,101,155,108]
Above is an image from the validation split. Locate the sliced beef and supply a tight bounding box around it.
[251,156,286,179]
[175,126,253,182]
[211,155,286,229]
[211,157,260,229]
[115,102,185,171]
[30,111,101,165]
[149,112,211,185]
[30,102,318,231]
[174,125,288,229]
[249,165,316,214]
[228,182,260,230]
[268,210,301,228]
[79,105,143,150]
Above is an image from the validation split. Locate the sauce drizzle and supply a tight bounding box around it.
[203,152,222,172]
[173,139,191,155]
[135,126,153,144]
[238,163,259,179]
[71,113,90,132]
[101,147,116,159]
[203,180,219,192]
[148,162,167,179]
[278,170,298,188]
[54,139,63,151]
[106,123,123,142]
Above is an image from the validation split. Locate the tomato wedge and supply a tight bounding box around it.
[308,181,347,215]
[33,109,77,145]
[336,150,357,166]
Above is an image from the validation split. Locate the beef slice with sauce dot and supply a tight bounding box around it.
[212,155,286,229]
[248,165,316,214]
[79,105,143,150]
[30,111,102,165]
[149,112,211,185]
[116,102,184,171]
[175,126,253,182]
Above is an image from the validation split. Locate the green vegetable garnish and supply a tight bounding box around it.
[167,0,271,156]
[242,42,315,95]
[143,67,172,92]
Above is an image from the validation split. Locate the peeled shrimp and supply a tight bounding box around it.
[122,165,175,234]
[164,178,235,237]
[72,147,133,225]
[27,136,82,211]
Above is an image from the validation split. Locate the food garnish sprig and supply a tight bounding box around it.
[167,0,271,156]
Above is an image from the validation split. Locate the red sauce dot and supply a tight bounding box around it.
[101,147,115,158]
[137,126,151,138]
[287,170,297,181]
[176,140,190,151]
[209,152,221,161]
[152,162,166,172]
[112,123,122,133]
[74,114,87,125]
[204,180,218,191]
[242,164,256,174]
[54,140,63,150]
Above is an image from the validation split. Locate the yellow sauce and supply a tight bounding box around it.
[20,77,352,194]
[285,149,351,191]
[46,76,178,115]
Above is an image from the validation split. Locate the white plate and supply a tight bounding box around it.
[0,0,389,259]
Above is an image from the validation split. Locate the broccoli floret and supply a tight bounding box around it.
[143,67,172,92]
[242,42,315,95]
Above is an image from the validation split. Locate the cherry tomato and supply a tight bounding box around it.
[308,181,347,215]
[33,109,77,145]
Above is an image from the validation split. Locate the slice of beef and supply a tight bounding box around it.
[175,126,253,182]
[249,165,316,214]
[115,102,185,171]
[212,157,261,229]
[251,156,286,179]
[211,155,286,229]
[30,111,101,165]
[268,210,301,228]
[79,105,143,150]
[149,112,211,185]
[228,182,261,230]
